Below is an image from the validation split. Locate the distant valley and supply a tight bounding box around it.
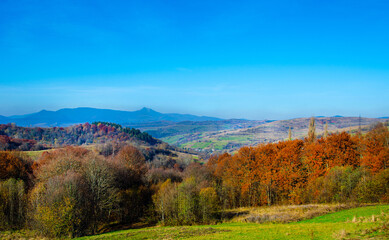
[0,107,387,153]
[157,117,387,152]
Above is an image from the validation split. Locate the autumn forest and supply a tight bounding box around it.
[0,118,388,238]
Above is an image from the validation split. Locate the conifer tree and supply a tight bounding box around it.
[288,126,292,140]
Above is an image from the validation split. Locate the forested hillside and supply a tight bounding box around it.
[0,122,157,151]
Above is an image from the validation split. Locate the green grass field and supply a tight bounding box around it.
[75,205,389,240]
[177,135,253,151]
[24,149,54,160]
[191,141,212,149]
[161,134,189,145]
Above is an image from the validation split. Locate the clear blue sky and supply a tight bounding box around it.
[1,0,388,119]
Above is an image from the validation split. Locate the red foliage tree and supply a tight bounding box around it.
[361,123,389,174]
[0,151,32,182]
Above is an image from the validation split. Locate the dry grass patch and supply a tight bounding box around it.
[225,203,355,223]
[0,230,49,240]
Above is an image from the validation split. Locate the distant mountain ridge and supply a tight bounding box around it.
[0,107,222,127]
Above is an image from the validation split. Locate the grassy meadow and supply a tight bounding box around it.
[1,202,388,240]
[72,204,389,240]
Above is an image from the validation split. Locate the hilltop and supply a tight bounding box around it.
[0,122,158,149]
[0,122,200,165]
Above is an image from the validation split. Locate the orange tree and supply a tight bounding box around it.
[361,123,389,174]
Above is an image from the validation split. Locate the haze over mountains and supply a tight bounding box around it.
[0,107,387,153]
[0,107,222,127]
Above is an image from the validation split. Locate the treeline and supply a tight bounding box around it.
[92,122,156,144]
[0,135,47,151]
[0,122,157,151]
[151,122,389,224]
[0,122,388,238]
[205,122,389,207]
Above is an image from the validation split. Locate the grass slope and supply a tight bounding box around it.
[298,205,389,223]
[76,205,389,240]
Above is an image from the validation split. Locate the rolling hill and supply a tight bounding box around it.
[0,107,222,127]
[159,117,388,152]
[0,122,159,150]
[0,122,200,164]
[129,119,273,138]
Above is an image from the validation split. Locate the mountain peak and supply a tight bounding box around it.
[139,107,156,113]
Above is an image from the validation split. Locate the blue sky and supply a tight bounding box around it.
[1,0,388,119]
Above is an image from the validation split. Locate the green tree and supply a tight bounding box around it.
[199,187,219,223]
[153,179,178,225]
